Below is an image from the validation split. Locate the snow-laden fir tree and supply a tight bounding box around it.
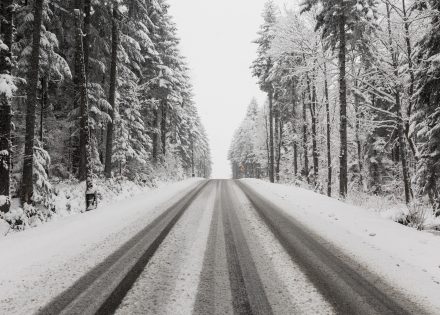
[302,0,378,198]
[412,0,440,211]
[252,1,278,183]
[0,0,15,215]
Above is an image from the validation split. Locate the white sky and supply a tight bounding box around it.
[168,0,292,178]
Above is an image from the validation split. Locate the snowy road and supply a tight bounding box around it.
[33,179,433,315]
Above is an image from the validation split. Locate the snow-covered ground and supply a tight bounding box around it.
[0,178,202,315]
[240,179,440,313]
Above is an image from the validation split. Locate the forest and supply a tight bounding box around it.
[229,0,440,222]
[0,0,212,229]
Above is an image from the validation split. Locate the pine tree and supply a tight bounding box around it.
[104,3,120,178]
[74,8,96,210]
[21,0,44,205]
[0,0,14,214]
[252,1,277,183]
[413,0,440,210]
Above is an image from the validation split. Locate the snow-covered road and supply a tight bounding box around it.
[1,178,439,314]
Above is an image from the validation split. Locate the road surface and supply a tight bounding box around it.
[39,179,430,315]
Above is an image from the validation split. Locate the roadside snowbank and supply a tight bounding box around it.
[241,179,440,313]
[0,178,203,315]
[1,177,182,234]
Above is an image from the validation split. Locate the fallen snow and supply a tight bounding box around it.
[240,179,440,314]
[116,181,216,314]
[230,182,334,314]
[0,178,203,315]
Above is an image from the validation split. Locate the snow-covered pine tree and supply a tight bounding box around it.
[229,99,267,179]
[0,0,15,214]
[21,0,44,205]
[252,1,278,183]
[104,3,120,179]
[301,0,378,198]
[412,0,440,211]
[73,7,96,210]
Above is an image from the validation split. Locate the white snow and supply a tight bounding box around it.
[116,181,216,314]
[0,74,17,98]
[0,178,203,315]
[230,183,334,314]
[240,179,440,313]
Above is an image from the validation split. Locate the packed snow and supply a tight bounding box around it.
[240,179,440,313]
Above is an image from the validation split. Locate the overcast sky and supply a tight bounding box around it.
[168,0,291,178]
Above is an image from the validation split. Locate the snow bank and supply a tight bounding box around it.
[0,178,203,315]
[240,179,440,313]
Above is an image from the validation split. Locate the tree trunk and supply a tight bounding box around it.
[396,92,412,204]
[191,137,195,177]
[268,88,275,183]
[83,0,91,77]
[274,103,280,182]
[265,109,270,177]
[104,5,119,178]
[352,59,363,189]
[152,105,162,163]
[161,100,167,155]
[74,9,97,211]
[324,61,332,197]
[21,0,44,205]
[354,92,363,189]
[338,14,348,198]
[293,142,298,176]
[401,0,417,157]
[291,83,298,177]
[276,113,282,182]
[307,74,319,185]
[386,3,412,204]
[302,91,309,184]
[39,77,48,142]
[0,0,13,213]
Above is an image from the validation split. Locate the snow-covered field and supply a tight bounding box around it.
[0,178,202,315]
[240,179,440,313]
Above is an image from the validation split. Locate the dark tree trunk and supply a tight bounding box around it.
[268,88,275,183]
[352,61,363,189]
[338,14,348,198]
[291,84,298,177]
[83,0,91,77]
[396,92,412,204]
[39,77,48,142]
[293,142,298,176]
[324,61,332,197]
[354,93,363,188]
[104,5,119,178]
[0,0,14,213]
[74,9,96,210]
[191,137,195,177]
[276,113,282,182]
[274,103,280,182]
[73,0,83,177]
[265,109,270,177]
[75,0,87,180]
[21,0,44,205]
[161,100,167,155]
[302,91,309,184]
[152,105,162,163]
[307,75,319,185]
